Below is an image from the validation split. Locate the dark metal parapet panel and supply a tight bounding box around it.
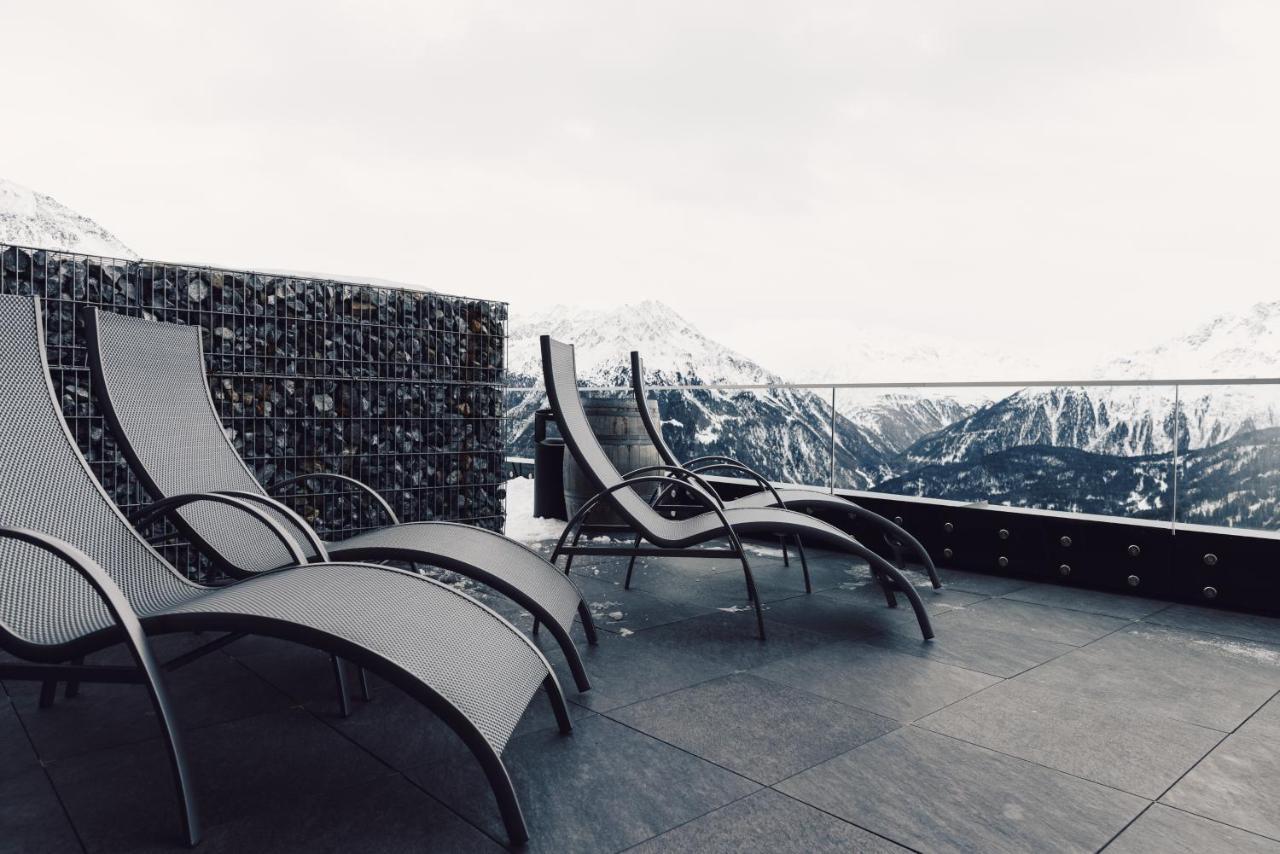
[0,244,507,577]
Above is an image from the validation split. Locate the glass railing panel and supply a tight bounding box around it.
[1173,382,1280,531]
[503,382,547,459]
[638,384,836,487]
[839,383,1177,521]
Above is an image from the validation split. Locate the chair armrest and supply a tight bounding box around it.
[129,492,309,572]
[267,473,399,527]
[621,465,725,508]
[558,475,739,544]
[681,454,747,469]
[212,491,331,563]
[0,527,146,645]
[683,461,788,510]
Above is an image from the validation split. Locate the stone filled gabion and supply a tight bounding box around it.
[1,244,507,578]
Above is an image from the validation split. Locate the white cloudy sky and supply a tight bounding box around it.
[2,1,1278,380]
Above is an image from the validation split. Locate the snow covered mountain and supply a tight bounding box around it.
[898,301,1280,474]
[1100,302,1280,452]
[878,427,1280,530]
[507,300,774,385]
[505,301,893,487]
[775,335,997,454]
[896,385,1178,469]
[1101,302,1280,380]
[505,296,1280,519]
[0,179,137,259]
[840,391,980,455]
[878,301,1280,526]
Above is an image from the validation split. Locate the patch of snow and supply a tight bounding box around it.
[256,268,436,294]
[1189,636,1280,665]
[502,477,568,546]
[741,542,783,558]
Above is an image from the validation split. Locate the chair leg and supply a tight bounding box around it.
[891,539,907,570]
[851,505,943,589]
[578,601,600,646]
[560,636,593,693]
[122,621,202,845]
[736,549,766,641]
[623,533,643,589]
[780,535,790,566]
[544,675,573,734]
[885,569,933,640]
[563,527,584,573]
[65,656,84,699]
[851,546,933,640]
[477,742,530,846]
[795,536,812,594]
[878,572,899,608]
[358,667,372,702]
[331,656,352,718]
[38,679,57,709]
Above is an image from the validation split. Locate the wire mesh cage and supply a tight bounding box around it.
[1,244,507,578]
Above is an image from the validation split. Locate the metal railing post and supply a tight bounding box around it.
[1171,383,1181,533]
[829,386,836,494]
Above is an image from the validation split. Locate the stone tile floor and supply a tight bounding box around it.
[5,540,1280,853]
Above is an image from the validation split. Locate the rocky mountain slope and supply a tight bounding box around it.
[505,301,893,487]
[0,179,137,259]
[878,427,1280,530]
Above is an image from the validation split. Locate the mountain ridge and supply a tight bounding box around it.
[0,179,137,260]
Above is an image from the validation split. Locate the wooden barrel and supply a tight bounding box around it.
[562,395,662,524]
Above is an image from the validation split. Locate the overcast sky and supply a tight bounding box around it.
[2,1,1277,380]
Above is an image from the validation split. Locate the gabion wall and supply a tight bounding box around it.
[1,244,506,577]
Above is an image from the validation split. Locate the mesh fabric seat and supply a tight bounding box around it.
[85,308,595,692]
[629,350,941,588]
[540,335,935,642]
[0,296,564,845]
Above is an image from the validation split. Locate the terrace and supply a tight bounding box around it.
[7,539,1280,852]
[4,246,1280,853]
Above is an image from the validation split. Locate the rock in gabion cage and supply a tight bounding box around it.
[1,244,507,579]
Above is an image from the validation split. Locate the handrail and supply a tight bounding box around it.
[503,376,1280,392]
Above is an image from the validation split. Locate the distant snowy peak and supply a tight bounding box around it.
[0,179,137,260]
[507,300,779,386]
[775,329,1036,387]
[1099,301,1280,380]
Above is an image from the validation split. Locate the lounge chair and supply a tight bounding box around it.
[0,295,566,845]
[630,350,941,588]
[540,335,934,641]
[83,308,596,695]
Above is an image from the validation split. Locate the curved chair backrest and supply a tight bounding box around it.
[628,351,680,468]
[86,309,309,573]
[0,296,197,653]
[540,336,667,531]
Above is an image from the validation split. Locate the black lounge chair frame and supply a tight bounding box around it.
[0,296,567,846]
[540,335,934,642]
[83,307,597,695]
[629,350,942,589]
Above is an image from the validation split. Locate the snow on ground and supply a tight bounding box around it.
[503,476,568,546]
